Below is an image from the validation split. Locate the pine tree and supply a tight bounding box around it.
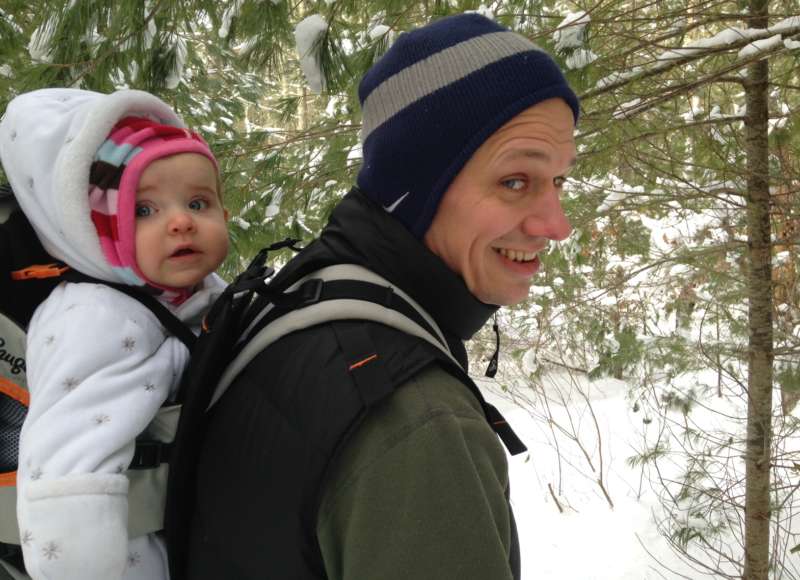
[544,1,799,576]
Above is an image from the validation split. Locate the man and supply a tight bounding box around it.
[187,13,578,580]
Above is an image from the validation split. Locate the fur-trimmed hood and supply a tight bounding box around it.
[0,88,186,282]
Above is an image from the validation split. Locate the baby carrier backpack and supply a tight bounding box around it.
[160,241,528,579]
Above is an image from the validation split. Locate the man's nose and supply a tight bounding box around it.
[521,192,572,241]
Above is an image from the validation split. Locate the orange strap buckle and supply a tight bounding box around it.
[11,263,70,280]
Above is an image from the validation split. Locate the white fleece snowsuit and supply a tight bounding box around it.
[0,88,226,580]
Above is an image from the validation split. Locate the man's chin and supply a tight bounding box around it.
[473,285,530,307]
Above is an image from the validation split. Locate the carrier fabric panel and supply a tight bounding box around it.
[0,394,24,473]
[0,312,27,477]
[0,313,28,544]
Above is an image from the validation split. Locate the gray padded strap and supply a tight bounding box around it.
[239,264,449,348]
[210,266,455,409]
[0,558,28,580]
[0,488,18,544]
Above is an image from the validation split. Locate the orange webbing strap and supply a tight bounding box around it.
[0,377,28,407]
[10,263,69,280]
[0,378,27,488]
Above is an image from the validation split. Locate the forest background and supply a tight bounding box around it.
[1,1,799,577]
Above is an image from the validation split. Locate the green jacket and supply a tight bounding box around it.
[318,365,515,580]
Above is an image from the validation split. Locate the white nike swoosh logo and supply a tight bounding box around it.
[383,192,410,213]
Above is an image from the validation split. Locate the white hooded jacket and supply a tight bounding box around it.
[0,89,226,580]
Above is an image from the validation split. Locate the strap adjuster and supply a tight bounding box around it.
[129,440,171,470]
[298,278,323,305]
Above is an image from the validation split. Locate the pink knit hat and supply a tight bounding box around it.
[89,117,218,303]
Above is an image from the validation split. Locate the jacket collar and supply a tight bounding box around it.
[276,188,498,346]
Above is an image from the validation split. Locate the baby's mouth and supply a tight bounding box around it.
[171,247,197,257]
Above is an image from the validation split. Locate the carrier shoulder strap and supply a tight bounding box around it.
[211,264,526,455]
[209,264,456,407]
[61,270,196,351]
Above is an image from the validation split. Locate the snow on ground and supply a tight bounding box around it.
[481,374,692,578]
[479,368,799,579]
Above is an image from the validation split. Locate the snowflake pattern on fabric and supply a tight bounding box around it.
[44,335,55,346]
[42,541,60,560]
[123,337,136,351]
[30,468,43,481]
[128,552,142,568]
[93,414,111,425]
[62,377,80,392]
[21,530,33,546]
[144,382,156,392]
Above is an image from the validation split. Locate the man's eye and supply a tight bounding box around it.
[189,198,209,211]
[501,178,526,191]
[135,204,153,218]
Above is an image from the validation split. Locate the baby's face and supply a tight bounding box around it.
[134,152,228,289]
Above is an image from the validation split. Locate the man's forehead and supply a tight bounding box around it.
[498,100,575,132]
[481,103,577,166]
[501,148,578,163]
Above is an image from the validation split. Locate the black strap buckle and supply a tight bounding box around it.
[129,440,171,470]
[298,278,323,306]
[230,267,275,294]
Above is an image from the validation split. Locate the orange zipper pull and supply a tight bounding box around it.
[10,263,70,280]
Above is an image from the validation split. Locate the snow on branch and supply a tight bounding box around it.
[294,14,328,94]
[465,4,494,20]
[612,98,641,119]
[165,35,187,90]
[28,15,57,62]
[582,20,800,101]
[553,11,599,70]
[566,48,598,69]
[219,0,244,39]
[554,11,590,52]
[769,15,800,35]
[738,33,784,60]
[597,186,644,213]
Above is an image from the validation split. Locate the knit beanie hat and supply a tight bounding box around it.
[356,13,580,238]
[89,116,218,302]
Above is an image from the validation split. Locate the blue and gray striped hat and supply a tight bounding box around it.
[356,13,580,238]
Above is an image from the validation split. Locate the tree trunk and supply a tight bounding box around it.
[742,1,773,578]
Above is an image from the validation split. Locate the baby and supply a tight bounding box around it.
[0,88,229,579]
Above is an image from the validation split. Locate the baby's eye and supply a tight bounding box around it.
[189,198,209,211]
[501,178,526,191]
[135,204,153,218]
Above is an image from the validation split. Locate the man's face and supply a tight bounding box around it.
[134,152,229,289]
[424,98,576,306]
